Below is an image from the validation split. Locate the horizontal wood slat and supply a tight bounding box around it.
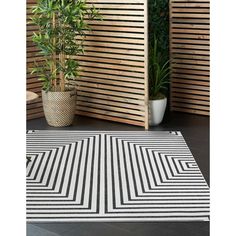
[170,0,210,116]
[76,0,148,128]
[26,0,148,127]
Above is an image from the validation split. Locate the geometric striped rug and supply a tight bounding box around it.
[26,130,210,222]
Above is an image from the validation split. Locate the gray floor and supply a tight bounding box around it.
[27,111,209,236]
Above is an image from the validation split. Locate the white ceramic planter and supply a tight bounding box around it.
[149,97,167,126]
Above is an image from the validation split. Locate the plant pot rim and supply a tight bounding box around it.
[149,96,167,101]
[42,88,76,93]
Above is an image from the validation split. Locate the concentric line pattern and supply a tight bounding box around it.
[26,131,209,222]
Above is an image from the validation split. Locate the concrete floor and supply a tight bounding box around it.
[27,111,209,236]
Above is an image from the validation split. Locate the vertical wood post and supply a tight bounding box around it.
[144,0,149,130]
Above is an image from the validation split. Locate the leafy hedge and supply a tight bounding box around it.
[148,0,169,64]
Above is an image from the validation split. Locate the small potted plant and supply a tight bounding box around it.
[149,36,171,126]
[31,0,100,127]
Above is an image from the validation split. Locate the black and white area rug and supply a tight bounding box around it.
[26,130,209,222]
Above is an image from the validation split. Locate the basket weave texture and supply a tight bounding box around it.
[42,90,76,127]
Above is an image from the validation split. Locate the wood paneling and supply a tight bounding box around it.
[27,0,43,120]
[170,0,210,116]
[26,0,148,127]
[76,0,149,128]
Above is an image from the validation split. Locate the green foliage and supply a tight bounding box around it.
[149,37,171,100]
[30,0,101,92]
[148,0,170,98]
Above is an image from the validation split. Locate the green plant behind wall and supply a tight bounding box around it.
[148,0,170,98]
[30,0,100,92]
[149,36,171,100]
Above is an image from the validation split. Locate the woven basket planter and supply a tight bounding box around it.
[42,89,76,127]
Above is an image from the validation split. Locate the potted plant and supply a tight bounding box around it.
[30,0,100,127]
[149,36,171,126]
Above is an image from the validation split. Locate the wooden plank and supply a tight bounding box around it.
[86,0,145,3]
[78,76,145,88]
[171,102,209,111]
[85,15,144,21]
[78,35,144,44]
[77,81,145,95]
[172,73,209,81]
[172,23,210,30]
[171,13,209,18]
[171,97,209,106]
[27,108,44,116]
[93,10,144,15]
[77,91,145,105]
[72,53,143,67]
[172,34,209,40]
[78,51,144,61]
[172,58,210,65]
[79,66,144,78]
[172,3,209,8]
[172,78,209,86]
[87,25,145,33]
[27,83,43,90]
[86,4,145,9]
[172,64,209,71]
[27,102,43,109]
[171,92,210,101]
[79,71,144,84]
[77,106,144,121]
[172,38,209,45]
[171,87,209,96]
[27,112,44,120]
[79,60,145,73]
[77,101,145,116]
[27,0,148,127]
[171,48,210,55]
[77,111,144,126]
[87,20,144,27]
[171,0,209,2]
[84,46,144,56]
[171,53,209,60]
[171,28,209,34]
[171,18,209,24]
[77,96,145,110]
[172,43,209,50]
[143,0,149,129]
[172,8,209,13]
[172,68,210,76]
[170,0,210,117]
[83,30,144,38]
[171,107,209,116]
[172,83,209,91]
[76,86,145,99]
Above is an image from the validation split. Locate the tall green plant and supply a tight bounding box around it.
[30,0,100,92]
[148,0,170,99]
[149,36,170,100]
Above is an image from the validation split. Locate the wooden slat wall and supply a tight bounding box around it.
[26,0,148,127]
[76,0,149,128]
[26,0,44,120]
[170,0,210,116]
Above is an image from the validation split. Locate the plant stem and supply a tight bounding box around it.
[52,13,57,90]
[60,52,65,92]
[59,15,65,92]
